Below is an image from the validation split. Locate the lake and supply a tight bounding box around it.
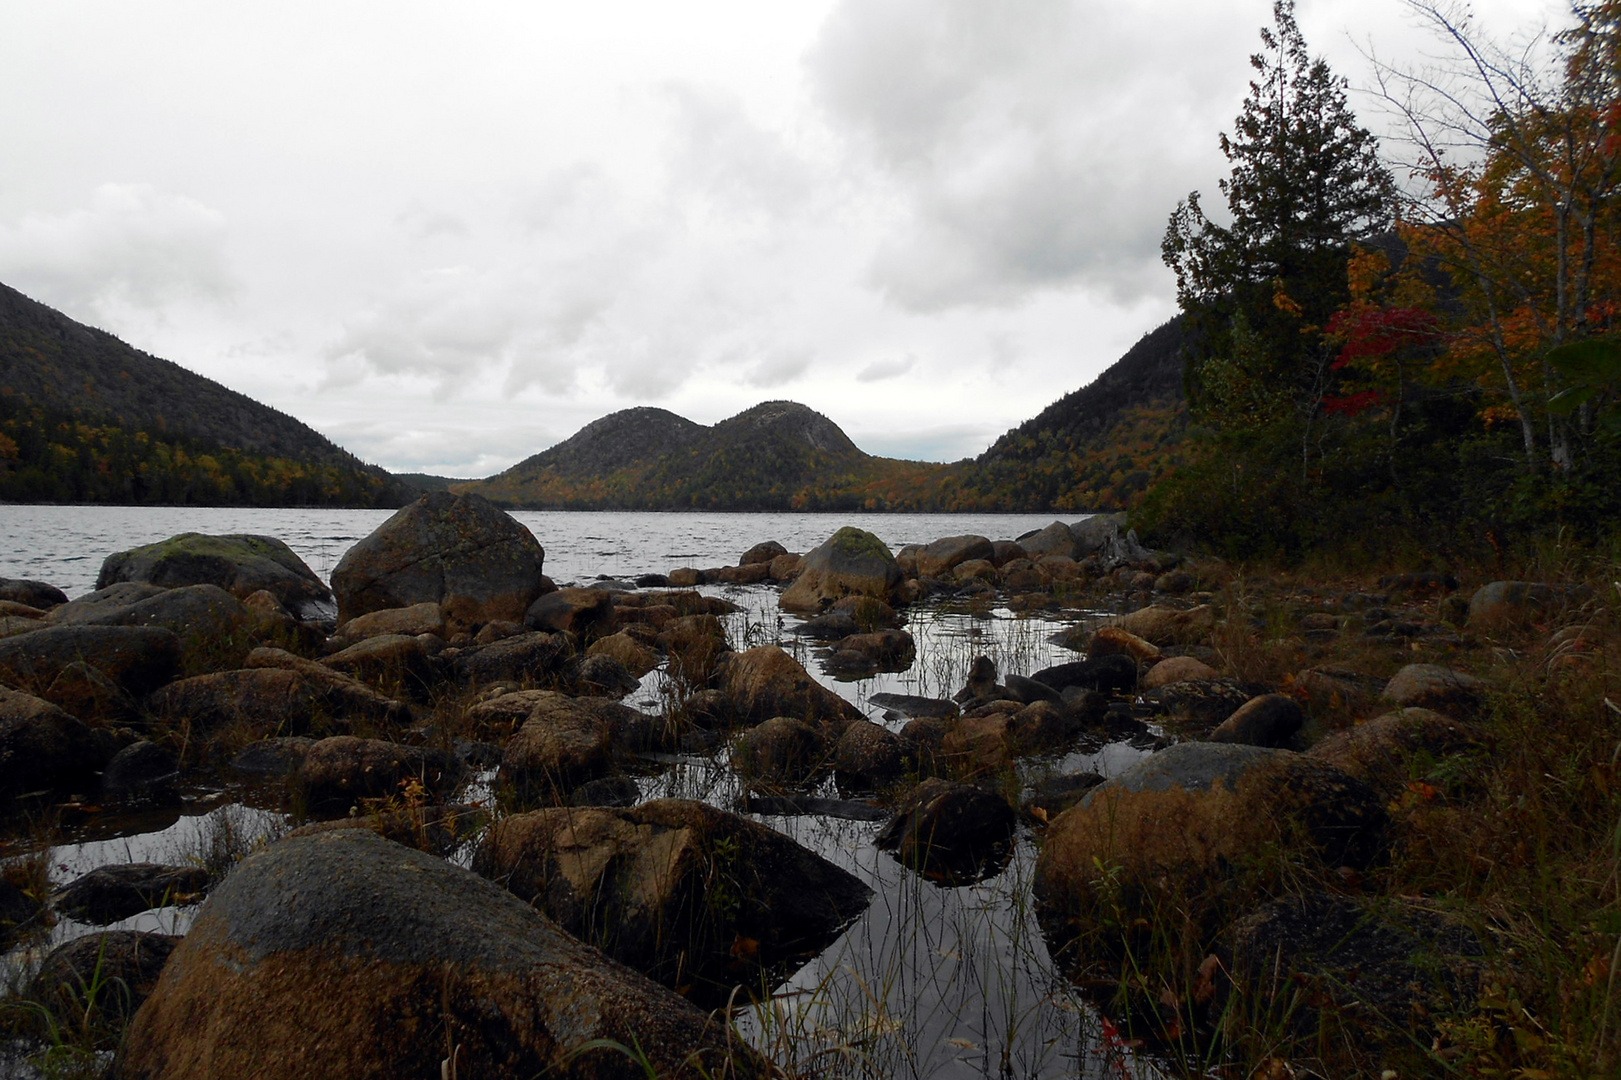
[0,505,1161,1080]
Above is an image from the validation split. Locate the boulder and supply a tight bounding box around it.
[1035,744,1387,957]
[54,864,210,924]
[741,540,788,565]
[1307,708,1483,800]
[709,562,771,585]
[989,540,1028,567]
[779,527,903,613]
[0,624,179,705]
[657,615,729,688]
[473,799,871,1009]
[586,632,659,677]
[525,587,615,640]
[29,931,179,1041]
[1381,663,1484,717]
[830,594,900,629]
[571,653,640,698]
[718,646,862,729]
[0,579,68,609]
[330,491,548,633]
[228,737,315,777]
[867,692,959,721]
[833,718,908,791]
[830,629,915,671]
[1004,673,1062,706]
[1069,513,1127,555]
[1467,580,1581,632]
[1105,604,1215,646]
[792,611,859,641]
[336,601,444,641]
[320,633,434,694]
[147,666,407,740]
[667,567,702,587]
[732,717,823,787]
[1089,626,1160,662]
[915,535,994,580]
[117,829,752,1079]
[451,630,572,686]
[768,553,804,581]
[1140,677,1266,729]
[96,533,334,620]
[1142,655,1218,689]
[952,559,998,584]
[0,686,116,798]
[498,693,617,806]
[0,600,45,619]
[52,583,256,673]
[1209,693,1304,748]
[1022,771,1105,822]
[100,740,180,804]
[1017,522,1077,560]
[296,736,464,817]
[875,778,1017,885]
[1032,655,1138,695]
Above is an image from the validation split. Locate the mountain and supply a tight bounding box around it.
[945,317,1190,510]
[0,281,413,506]
[464,400,953,511]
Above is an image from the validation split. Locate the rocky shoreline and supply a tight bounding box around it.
[0,491,1610,1078]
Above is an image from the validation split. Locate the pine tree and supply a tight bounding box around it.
[1163,0,1396,427]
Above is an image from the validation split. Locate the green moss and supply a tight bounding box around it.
[828,527,891,562]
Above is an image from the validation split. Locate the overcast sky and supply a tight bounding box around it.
[0,0,1563,475]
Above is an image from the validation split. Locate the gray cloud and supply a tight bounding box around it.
[856,353,916,382]
[809,0,1248,310]
[0,183,234,319]
[743,349,813,388]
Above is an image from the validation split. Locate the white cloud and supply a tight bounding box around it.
[0,183,234,320]
[856,354,916,382]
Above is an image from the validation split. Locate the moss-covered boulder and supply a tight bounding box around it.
[97,533,333,621]
[473,798,871,1008]
[331,492,548,634]
[115,830,754,1079]
[779,527,902,612]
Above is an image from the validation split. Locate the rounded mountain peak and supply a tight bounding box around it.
[717,401,861,456]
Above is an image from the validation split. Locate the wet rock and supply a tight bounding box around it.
[320,633,434,694]
[953,655,1003,704]
[474,798,871,1008]
[1089,626,1162,662]
[567,774,642,808]
[1140,677,1267,729]
[1381,663,1484,717]
[768,553,804,581]
[150,665,407,739]
[658,614,729,688]
[710,562,772,585]
[831,629,915,670]
[833,718,907,792]
[55,863,210,924]
[741,540,787,565]
[666,567,703,587]
[915,535,994,580]
[331,491,548,634]
[830,594,900,629]
[1035,744,1388,958]
[1209,693,1304,748]
[119,829,751,1079]
[570,653,640,698]
[718,645,862,730]
[297,736,464,817]
[0,625,180,710]
[1307,708,1483,800]
[1022,771,1105,822]
[0,579,67,610]
[1032,655,1137,695]
[525,587,615,641]
[875,777,1017,885]
[100,740,180,804]
[989,540,1028,566]
[29,931,179,1041]
[336,601,444,641]
[794,611,859,640]
[498,693,617,806]
[733,717,824,788]
[97,533,334,620]
[742,795,889,821]
[585,631,658,677]
[1223,892,1487,1054]
[1106,604,1216,646]
[868,692,959,721]
[451,630,572,686]
[228,737,315,777]
[1142,655,1218,689]
[779,527,903,612]
[0,686,116,798]
[1004,673,1061,706]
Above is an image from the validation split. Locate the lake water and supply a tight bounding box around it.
[0,505,1161,1080]
[0,505,1083,599]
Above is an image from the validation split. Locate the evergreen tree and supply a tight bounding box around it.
[1162,0,1396,427]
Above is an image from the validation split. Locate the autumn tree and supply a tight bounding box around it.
[1163,0,1397,449]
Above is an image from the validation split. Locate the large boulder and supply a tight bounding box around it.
[718,646,863,729]
[498,692,619,806]
[914,535,994,580]
[1104,604,1216,646]
[732,717,824,788]
[1466,580,1581,632]
[0,579,68,609]
[1017,522,1077,560]
[48,583,257,674]
[0,625,180,707]
[473,798,871,1008]
[1209,693,1304,748]
[97,533,334,620]
[115,829,754,1079]
[1307,708,1483,800]
[1035,744,1387,960]
[525,587,615,640]
[451,630,572,686]
[0,686,117,797]
[1381,663,1484,717]
[336,601,444,641]
[779,527,902,613]
[330,491,548,633]
[146,666,408,741]
[875,778,1017,885]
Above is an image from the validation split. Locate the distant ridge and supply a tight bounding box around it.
[0,280,413,506]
